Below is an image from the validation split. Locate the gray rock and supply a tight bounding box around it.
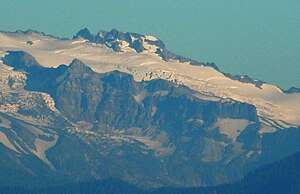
[284,87,300,94]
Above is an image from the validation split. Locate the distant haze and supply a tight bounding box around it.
[0,0,299,89]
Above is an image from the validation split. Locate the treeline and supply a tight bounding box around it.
[0,179,143,194]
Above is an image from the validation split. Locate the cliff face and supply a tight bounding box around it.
[5,51,257,129]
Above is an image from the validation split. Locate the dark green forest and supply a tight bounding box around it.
[2,151,300,194]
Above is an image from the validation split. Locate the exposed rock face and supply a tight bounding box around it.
[26,40,34,45]
[224,73,265,88]
[2,51,43,72]
[284,87,300,94]
[73,28,133,52]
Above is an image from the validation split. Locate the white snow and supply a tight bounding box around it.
[246,150,255,158]
[210,118,250,141]
[259,123,277,134]
[0,116,12,128]
[71,38,87,44]
[145,35,158,41]
[32,134,58,169]
[133,92,146,105]
[0,131,20,153]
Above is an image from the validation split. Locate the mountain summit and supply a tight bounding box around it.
[73,28,219,69]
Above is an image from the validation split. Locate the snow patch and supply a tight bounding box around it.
[0,131,20,153]
[145,35,158,41]
[0,116,12,128]
[211,118,250,141]
[31,134,58,169]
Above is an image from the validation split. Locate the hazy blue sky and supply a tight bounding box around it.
[0,0,299,89]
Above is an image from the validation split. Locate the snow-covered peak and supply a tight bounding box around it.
[74,28,165,53]
[73,28,219,70]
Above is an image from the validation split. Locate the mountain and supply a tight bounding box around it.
[0,28,300,189]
